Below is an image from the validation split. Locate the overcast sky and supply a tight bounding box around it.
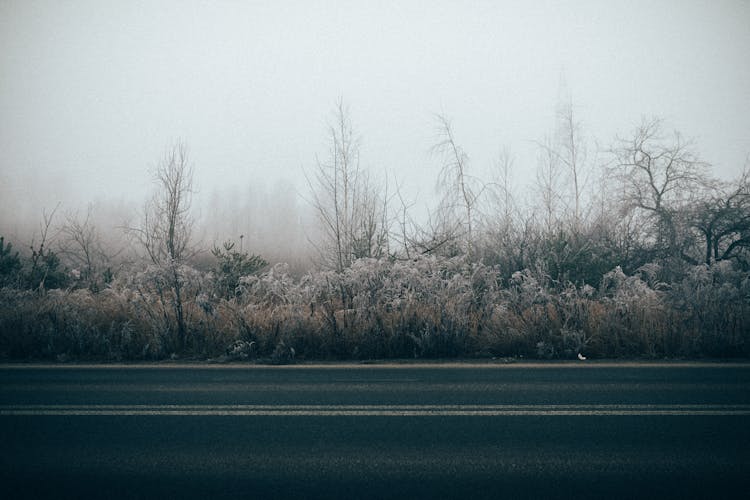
[1,0,749,231]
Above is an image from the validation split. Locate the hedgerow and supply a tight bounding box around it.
[1,255,747,361]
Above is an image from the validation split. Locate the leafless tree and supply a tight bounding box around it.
[535,134,564,234]
[409,207,465,258]
[535,99,591,234]
[307,100,390,271]
[555,99,589,231]
[611,118,708,260]
[132,142,195,265]
[693,166,750,266]
[126,142,196,350]
[27,205,65,291]
[432,114,485,256]
[491,148,516,226]
[392,181,417,259]
[475,149,521,267]
[58,205,114,290]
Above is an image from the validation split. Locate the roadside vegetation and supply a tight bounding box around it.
[1,102,749,362]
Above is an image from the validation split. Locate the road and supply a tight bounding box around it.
[1,363,749,499]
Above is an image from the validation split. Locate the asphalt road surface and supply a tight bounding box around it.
[1,362,749,499]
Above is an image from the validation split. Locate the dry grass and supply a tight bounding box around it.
[1,257,748,361]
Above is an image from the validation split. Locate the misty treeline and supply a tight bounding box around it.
[1,101,749,361]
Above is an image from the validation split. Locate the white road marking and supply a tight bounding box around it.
[2,404,749,416]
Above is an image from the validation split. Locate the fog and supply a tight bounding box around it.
[1,0,749,261]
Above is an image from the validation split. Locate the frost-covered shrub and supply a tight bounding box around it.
[0,287,151,360]
[668,262,750,357]
[1,253,748,361]
[109,262,223,356]
[595,266,674,356]
[230,256,501,359]
[238,263,309,307]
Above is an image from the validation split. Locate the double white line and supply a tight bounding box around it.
[2,404,749,416]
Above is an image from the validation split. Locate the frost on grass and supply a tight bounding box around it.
[1,254,748,361]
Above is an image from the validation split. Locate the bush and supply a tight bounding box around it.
[0,255,748,361]
[212,240,267,299]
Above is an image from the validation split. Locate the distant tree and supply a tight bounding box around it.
[535,134,565,235]
[487,149,516,231]
[543,98,591,233]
